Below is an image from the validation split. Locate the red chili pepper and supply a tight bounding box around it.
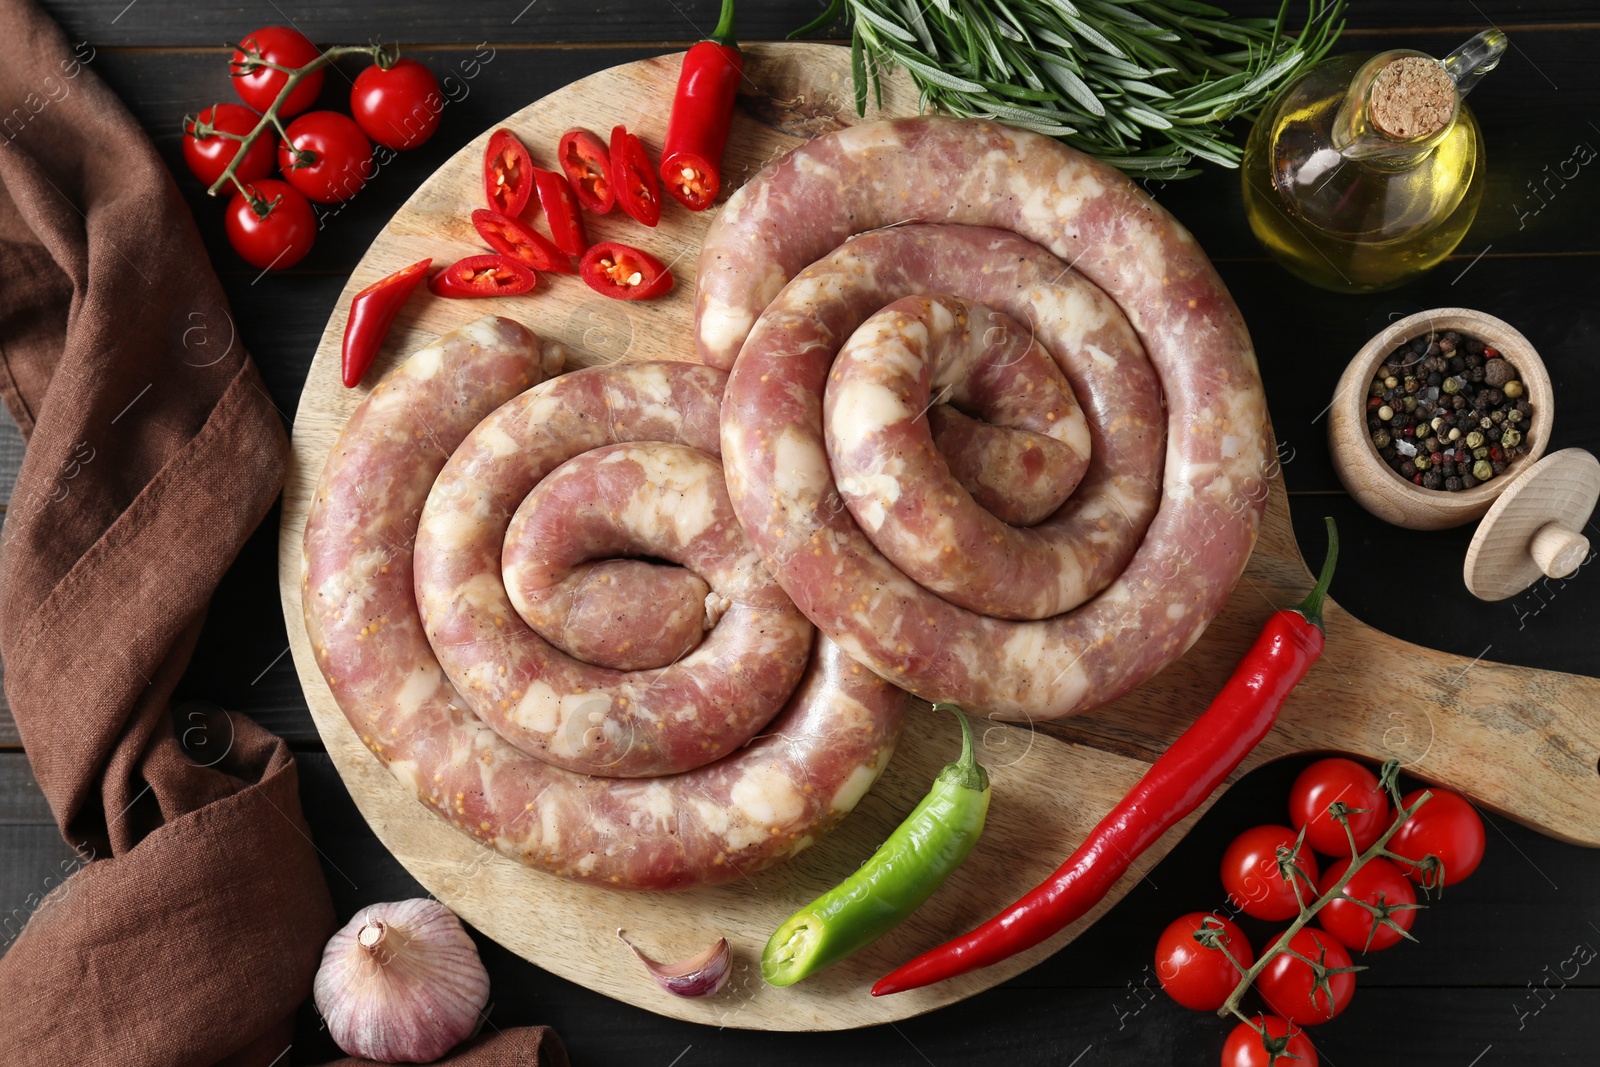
[340,258,431,388]
[610,124,662,227]
[872,518,1341,997]
[532,167,587,255]
[483,128,534,216]
[579,241,673,300]
[471,209,574,274]
[660,0,742,211]
[428,254,537,299]
[558,127,615,214]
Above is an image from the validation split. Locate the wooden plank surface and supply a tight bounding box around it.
[30,0,1600,47]
[77,43,1600,266]
[0,755,85,952]
[0,0,1596,1061]
[0,439,17,746]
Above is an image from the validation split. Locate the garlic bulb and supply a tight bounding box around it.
[314,898,490,1063]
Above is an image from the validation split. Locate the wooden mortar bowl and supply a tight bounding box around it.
[1328,307,1553,530]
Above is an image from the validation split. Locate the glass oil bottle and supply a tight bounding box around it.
[1242,30,1508,292]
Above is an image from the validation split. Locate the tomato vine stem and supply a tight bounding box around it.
[206,42,390,199]
[1218,761,1431,1024]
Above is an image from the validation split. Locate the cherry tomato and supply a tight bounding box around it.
[558,128,615,213]
[224,179,315,270]
[1289,758,1391,857]
[1256,928,1355,1026]
[471,209,574,273]
[1221,1015,1319,1067]
[1153,912,1253,1012]
[1316,856,1417,953]
[610,124,662,226]
[1389,788,1486,889]
[350,59,442,151]
[230,27,322,118]
[428,254,537,298]
[1221,825,1320,922]
[579,242,674,301]
[277,111,372,204]
[484,128,535,217]
[183,104,274,187]
[533,168,587,255]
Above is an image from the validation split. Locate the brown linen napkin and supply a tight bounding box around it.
[0,2,565,1065]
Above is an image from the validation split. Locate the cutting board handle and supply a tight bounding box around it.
[1274,602,1600,847]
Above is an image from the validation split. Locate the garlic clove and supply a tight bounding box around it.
[314,898,490,1064]
[617,928,732,997]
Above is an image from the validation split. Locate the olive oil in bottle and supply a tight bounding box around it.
[1242,31,1507,293]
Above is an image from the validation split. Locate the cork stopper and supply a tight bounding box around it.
[1369,56,1457,140]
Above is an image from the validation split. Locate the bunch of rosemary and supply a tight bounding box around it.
[791,0,1347,178]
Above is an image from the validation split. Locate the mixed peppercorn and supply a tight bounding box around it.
[1367,330,1533,491]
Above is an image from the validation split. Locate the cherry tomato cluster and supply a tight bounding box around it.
[181,26,442,271]
[430,125,675,302]
[1152,758,1487,1067]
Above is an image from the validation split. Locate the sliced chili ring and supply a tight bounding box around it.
[429,253,537,299]
[661,147,720,213]
[483,128,534,217]
[532,167,588,255]
[610,124,662,227]
[471,209,575,274]
[558,127,615,214]
[579,241,673,301]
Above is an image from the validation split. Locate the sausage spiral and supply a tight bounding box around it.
[303,318,907,889]
[701,117,1271,719]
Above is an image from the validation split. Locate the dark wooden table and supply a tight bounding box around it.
[3,1,1598,1063]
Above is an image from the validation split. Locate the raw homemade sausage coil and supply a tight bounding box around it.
[302,317,907,889]
[700,116,1272,719]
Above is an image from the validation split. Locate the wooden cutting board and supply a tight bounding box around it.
[276,43,1600,1031]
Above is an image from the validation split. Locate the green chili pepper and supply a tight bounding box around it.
[760,703,991,986]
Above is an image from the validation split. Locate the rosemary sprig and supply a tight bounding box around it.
[791,0,1347,178]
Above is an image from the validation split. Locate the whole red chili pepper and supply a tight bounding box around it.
[340,258,430,388]
[660,0,741,211]
[873,517,1340,997]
